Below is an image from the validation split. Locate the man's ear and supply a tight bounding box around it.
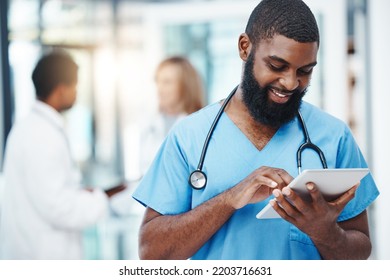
[238,33,252,61]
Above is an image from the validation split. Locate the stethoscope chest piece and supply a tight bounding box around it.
[189,170,207,189]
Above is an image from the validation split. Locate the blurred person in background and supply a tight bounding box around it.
[0,50,126,259]
[112,56,205,227]
[139,56,206,176]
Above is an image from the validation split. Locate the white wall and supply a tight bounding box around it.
[369,0,390,260]
[305,0,348,122]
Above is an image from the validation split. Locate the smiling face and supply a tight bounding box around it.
[240,34,318,127]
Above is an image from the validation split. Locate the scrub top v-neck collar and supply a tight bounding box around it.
[218,109,298,167]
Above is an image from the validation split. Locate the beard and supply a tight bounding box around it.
[241,51,307,128]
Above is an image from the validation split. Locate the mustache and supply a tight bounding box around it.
[267,86,307,100]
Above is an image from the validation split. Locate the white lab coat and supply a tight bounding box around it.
[0,101,108,259]
[139,112,186,176]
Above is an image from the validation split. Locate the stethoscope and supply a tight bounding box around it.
[188,85,328,190]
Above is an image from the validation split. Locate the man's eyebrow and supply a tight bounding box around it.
[267,55,290,65]
[267,55,317,68]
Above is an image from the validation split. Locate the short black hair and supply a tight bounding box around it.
[245,0,319,46]
[32,50,78,101]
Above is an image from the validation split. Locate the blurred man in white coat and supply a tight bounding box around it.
[0,50,125,259]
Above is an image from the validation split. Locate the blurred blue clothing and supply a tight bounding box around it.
[132,101,379,260]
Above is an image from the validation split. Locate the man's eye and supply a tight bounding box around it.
[268,64,286,72]
[298,68,313,75]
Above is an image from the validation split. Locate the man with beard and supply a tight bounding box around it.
[132,0,379,260]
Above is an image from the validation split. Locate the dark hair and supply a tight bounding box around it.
[245,0,319,46]
[32,50,78,101]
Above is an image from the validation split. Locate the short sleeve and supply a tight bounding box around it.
[336,126,379,221]
[132,130,192,215]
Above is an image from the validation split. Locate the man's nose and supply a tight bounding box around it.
[280,71,299,91]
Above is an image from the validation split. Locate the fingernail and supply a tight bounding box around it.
[307,183,314,190]
[269,199,276,206]
[282,187,291,196]
[271,181,278,188]
[273,189,280,197]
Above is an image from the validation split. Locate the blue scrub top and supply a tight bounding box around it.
[133,101,379,260]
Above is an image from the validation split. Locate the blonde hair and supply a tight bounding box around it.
[156,56,206,114]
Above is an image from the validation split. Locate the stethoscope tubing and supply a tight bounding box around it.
[296,110,328,174]
[190,85,328,189]
[196,85,238,171]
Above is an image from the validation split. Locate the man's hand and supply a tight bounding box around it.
[104,183,127,198]
[269,182,373,260]
[270,182,358,239]
[226,166,293,210]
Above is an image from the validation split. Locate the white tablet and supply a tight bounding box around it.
[256,168,370,219]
